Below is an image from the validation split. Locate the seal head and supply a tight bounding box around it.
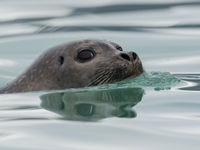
[0,39,143,93]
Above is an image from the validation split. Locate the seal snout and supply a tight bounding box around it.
[120,51,138,62]
[132,52,138,61]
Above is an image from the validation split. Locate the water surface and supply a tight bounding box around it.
[0,0,200,150]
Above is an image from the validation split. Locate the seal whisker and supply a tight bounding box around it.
[89,74,105,85]
[88,70,110,86]
[98,76,110,85]
[106,73,115,84]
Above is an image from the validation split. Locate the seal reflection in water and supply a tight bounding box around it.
[0,39,143,94]
[40,88,144,121]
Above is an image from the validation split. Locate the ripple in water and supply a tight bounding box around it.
[80,71,181,91]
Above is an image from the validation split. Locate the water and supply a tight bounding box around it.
[0,0,200,149]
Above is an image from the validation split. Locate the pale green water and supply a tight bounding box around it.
[0,0,200,150]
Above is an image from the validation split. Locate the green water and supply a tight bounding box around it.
[0,0,200,150]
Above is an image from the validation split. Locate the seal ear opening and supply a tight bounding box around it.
[58,56,64,65]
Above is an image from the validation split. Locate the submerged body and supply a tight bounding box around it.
[0,39,143,94]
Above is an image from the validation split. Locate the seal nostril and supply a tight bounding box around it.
[120,53,131,61]
[132,52,137,60]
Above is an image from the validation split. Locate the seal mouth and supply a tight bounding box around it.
[88,58,144,87]
[120,59,144,81]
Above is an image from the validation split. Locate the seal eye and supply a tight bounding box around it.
[116,46,123,51]
[77,49,95,62]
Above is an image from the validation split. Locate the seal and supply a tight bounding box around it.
[0,39,143,94]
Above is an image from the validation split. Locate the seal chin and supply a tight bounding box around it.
[123,60,144,80]
[133,59,144,75]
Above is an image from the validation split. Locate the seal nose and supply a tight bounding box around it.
[120,53,131,61]
[120,52,138,62]
[132,52,138,60]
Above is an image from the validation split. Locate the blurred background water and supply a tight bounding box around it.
[0,0,200,150]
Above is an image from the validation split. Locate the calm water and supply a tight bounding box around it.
[0,0,200,150]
